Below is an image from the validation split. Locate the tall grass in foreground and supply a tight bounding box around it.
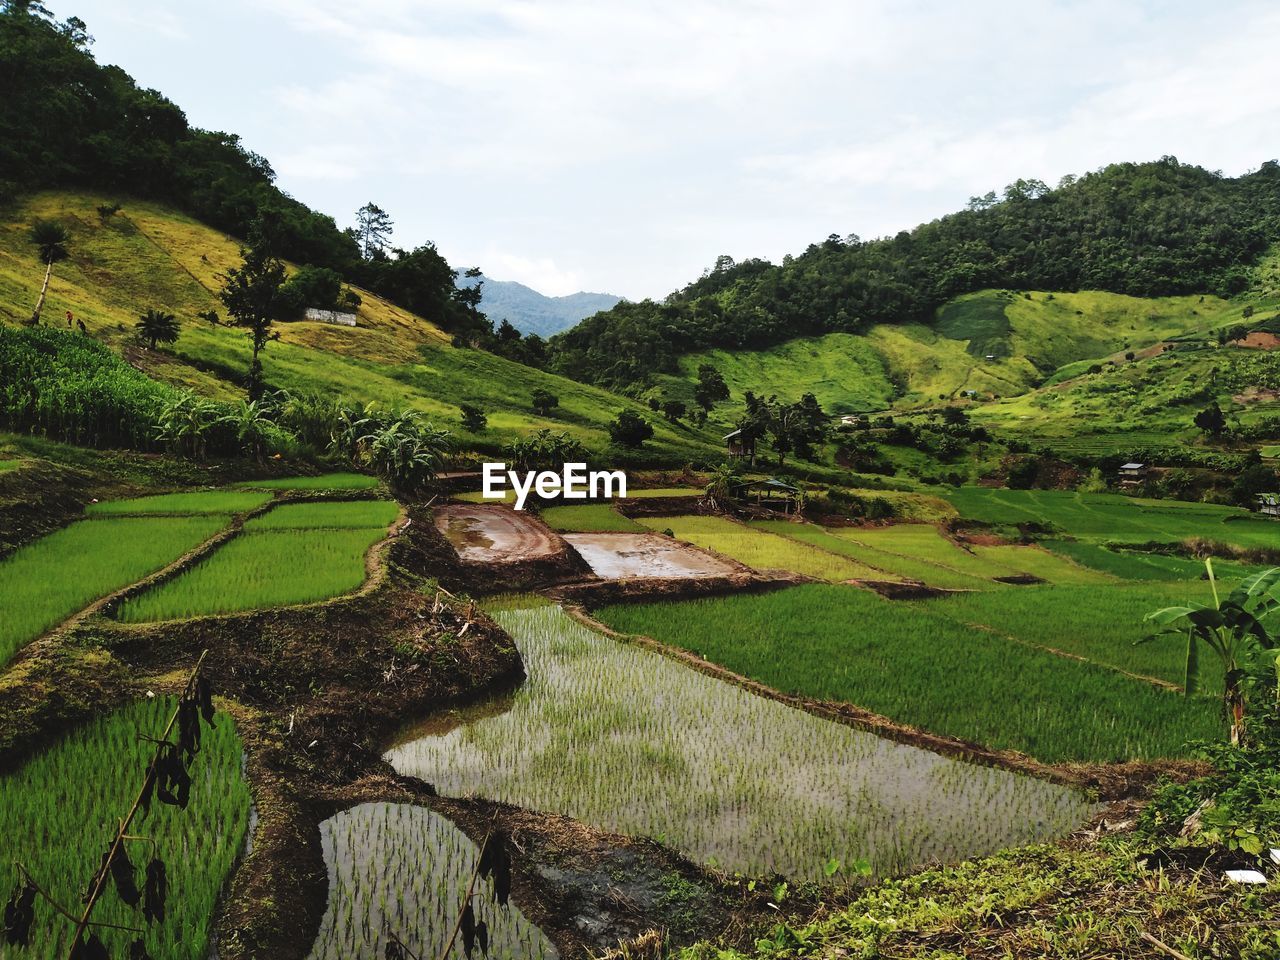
[86,490,272,516]
[117,527,386,621]
[244,499,399,530]
[638,515,880,581]
[240,472,380,490]
[0,515,228,663]
[387,605,1093,880]
[307,803,556,960]
[0,698,251,959]
[596,585,1223,762]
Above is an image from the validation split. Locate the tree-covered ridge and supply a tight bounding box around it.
[0,4,488,338]
[549,159,1280,389]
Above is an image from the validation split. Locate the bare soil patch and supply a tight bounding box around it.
[1235,331,1280,350]
[564,532,740,580]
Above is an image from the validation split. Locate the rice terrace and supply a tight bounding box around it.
[3,4,1280,960]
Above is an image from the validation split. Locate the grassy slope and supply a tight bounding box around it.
[0,192,720,462]
[655,284,1278,446]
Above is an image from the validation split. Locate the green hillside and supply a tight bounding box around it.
[0,192,720,462]
[650,284,1270,421]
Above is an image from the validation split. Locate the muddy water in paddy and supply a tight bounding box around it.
[307,803,557,960]
[433,505,561,562]
[387,605,1096,881]
[564,532,739,579]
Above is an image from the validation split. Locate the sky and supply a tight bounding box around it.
[59,0,1280,299]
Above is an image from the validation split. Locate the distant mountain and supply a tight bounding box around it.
[458,273,622,338]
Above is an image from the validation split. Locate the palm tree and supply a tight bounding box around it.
[136,308,179,349]
[28,219,70,325]
[1144,560,1280,745]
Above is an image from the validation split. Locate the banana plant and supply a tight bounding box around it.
[1143,560,1280,745]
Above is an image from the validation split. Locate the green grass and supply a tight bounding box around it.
[947,487,1280,549]
[638,515,880,581]
[539,503,644,532]
[116,527,385,621]
[243,499,399,530]
[85,490,272,516]
[0,192,722,464]
[597,585,1223,763]
[0,515,229,664]
[0,697,251,960]
[239,472,380,490]
[0,458,20,472]
[936,292,1013,358]
[666,333,896,416]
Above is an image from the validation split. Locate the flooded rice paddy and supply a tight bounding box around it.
[308,803,557,960]
[563,532,739,579]
[387,604,1096,881]
[433,505,561,562]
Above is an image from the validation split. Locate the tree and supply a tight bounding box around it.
[1194,402,1228,437]
[27,219,70,325]
[219,224,288,401]
[693,363,729,412]
[609,409,654,448]
[662,399,686,423]
[1232,464,1277,507]
[503,429,584,471]
[355,202,393,259]
[530,389,559,416]
[136,308,179,349]
[460,403,487,433]
[1144,563,1280,746]
[702,463,738,510]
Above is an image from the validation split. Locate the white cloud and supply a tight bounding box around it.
[65,0,1280,297]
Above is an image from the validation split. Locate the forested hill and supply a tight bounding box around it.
[548,159,1280,389]
[456,273,621,337]
[0,4,489,339]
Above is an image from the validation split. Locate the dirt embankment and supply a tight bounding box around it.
[2,507,754,960]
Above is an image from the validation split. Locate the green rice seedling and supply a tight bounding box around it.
[946,488,1280,549]
[387,604,1095,881]
[966,544,1112,584]
[909,582,1226,689]
[117,527,386,621]
[0,515,228,664]
[818,523,1015,584]
[754,520,984,588]
[623,487,701,498]
[307,803,556,960]
[240,472,380,490]
[637,515,879,581]
[244,499,399,530]
[0,698,251,959]
[596,586,1223,763]
[539,503,644,533]
[86,490,272,516]
[1044,540,1267,581]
